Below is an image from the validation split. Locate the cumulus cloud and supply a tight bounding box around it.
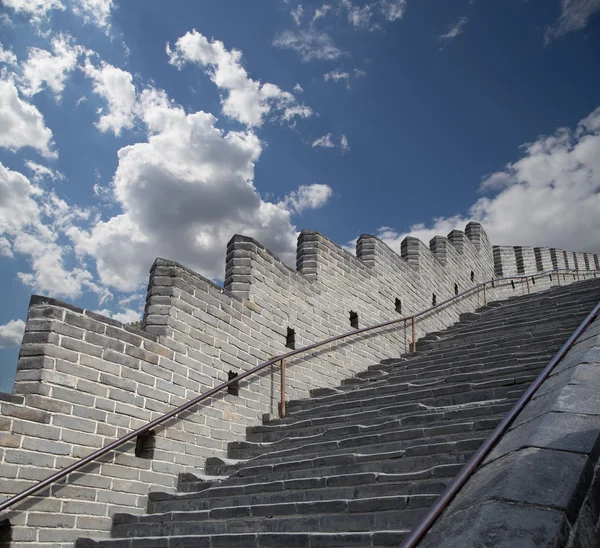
[0,162,107,300]
[19,34,84,98]
[0,42,17,65]
[94,307,141,323]
[281,183,333,213]
[67,87,312,290]
[273,29,343,61]
[1,0,65,24]
[70,0,114,32]
[373,105,600,254]
[545,0,600,42]
[82,57,137,135]
[0,77,56,157]
[167,30,312,127]
[0,319,25,348]
[25,160,64,182]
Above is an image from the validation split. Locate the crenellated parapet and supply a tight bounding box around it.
[1,221,598,548]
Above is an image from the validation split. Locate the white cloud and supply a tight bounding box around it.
[380,0,406,21]
[95,307,141,323]
[167,30,312,127]
[273,29,343,61]
[291,4,303,25]
[25,160,64,182]
[70,0,114,32]
[1,0,65,24]
[545,0,600,42]
[293,83,304,93]
[313,4,331,21]
[19,34,83,99]
[82,58,137,135]
[342,0,374,29]
[0,161,107,301]
[312,133,335,148]
[324,69,350,84]
[0,319,25,348]
[0,42,17,65]
[68,87,309,290]
[374,105,600,254]
[439,15,468,44]
[0,77,56,157]
[341,134,349,152]
[281,183,333,213]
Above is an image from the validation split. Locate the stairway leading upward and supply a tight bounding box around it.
[77,278,600,548]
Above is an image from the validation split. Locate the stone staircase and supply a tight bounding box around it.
[76,278,600,548]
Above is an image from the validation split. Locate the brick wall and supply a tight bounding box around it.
[0,222,598,547]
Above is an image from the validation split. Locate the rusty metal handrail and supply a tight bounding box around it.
[399,299,600,548]
[0,266,596,513]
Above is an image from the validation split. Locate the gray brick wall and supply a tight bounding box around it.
[0,223,598,547]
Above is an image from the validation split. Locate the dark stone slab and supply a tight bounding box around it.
[514,385,600,427]
[486,412,600,465]
[420,500,570,548]
[449,447,591,522]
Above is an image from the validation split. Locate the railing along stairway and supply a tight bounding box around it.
[1,267,599,544]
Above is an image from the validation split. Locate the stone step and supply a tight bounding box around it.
[111,494,434,538]
[231,421,500,463]
[279,375,534,425]
[305,356,550,408]
[77,530,410,547]
[148,473,452,515]
[207,437,486,481]
[249,400,511,446]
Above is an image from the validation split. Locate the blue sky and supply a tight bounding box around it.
[1,0,599,392]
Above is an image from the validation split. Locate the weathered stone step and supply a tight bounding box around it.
[207,437,485,481]
[148,473,452,514]
[280,375,534,424]
[111,494,434,538]
[306,357,549,407]
[77,530,410,547]
[250,399,516,442]
[231,421,499,463]
[246,397,509,445]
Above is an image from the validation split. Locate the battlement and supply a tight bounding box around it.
[1,223,598,547]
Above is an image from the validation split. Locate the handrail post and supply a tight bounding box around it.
[556,270,560,285]
[280,358,286,418]
[483,284,487,306]
[526,277,530,294]
[577,269,580,280]
[411,317,416,353]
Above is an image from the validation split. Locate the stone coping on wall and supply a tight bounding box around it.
[419,315,600,548]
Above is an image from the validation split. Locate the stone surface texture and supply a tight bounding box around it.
[0,222,597,547]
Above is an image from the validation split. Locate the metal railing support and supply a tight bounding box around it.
[411,317,416,353]
[280,358,286,418]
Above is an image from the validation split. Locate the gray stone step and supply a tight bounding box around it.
[74,277,600,548]
[110,494,433,538]
[77,530,410,547]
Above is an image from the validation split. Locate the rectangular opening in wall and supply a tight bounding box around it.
[350,311,359,329]
[228,370,239,396]
[0,519,11,546]
[432,294,437,306]
[454,283,459,295]
[135,431,155,460]
[286,327,296,350]
[470,270,475,282]
[395,298,402,313]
